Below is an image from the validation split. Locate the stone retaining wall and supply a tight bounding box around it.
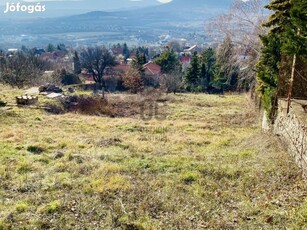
[273,100,307,177]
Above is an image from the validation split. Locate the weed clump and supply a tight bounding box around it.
[39,201,62,214]
[27,145,44,154]
[181,172,199,185]
[17,163,32,174]
[15,202,28,213]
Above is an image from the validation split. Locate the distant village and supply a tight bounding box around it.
[3,42,203,84]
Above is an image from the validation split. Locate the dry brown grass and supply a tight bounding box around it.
[0,88,306,229]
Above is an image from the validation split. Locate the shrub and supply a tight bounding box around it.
[45,95,115,116]
[143,75,159,88]
[104,75,124,92]
[59,69,81,85]
[123,67,144,94]
[159,72,182,94]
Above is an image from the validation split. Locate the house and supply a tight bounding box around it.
[143,62,161,76]
[7,49,18,56]
[105,64,130,76]
[7,48,18,53]
[32,48,45,56]
[183,45,200,54]
[111,47,123,56]
[179,55,191,64]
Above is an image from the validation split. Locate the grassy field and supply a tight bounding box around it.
[0,87,306,229]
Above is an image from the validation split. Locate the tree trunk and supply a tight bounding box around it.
[287,53,297,114]
[287,29,300,114]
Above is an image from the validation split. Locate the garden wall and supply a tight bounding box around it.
[272,99,307,177]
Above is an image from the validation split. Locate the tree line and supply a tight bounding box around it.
[0,39,245,95]
[256,0,307,119]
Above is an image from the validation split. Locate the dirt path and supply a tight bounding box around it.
[24,87,39,95]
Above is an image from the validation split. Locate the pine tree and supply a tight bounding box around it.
[184,52,201,92]
[263,0,291,34]
[131,50,146,75]
[123,43,130,60]
[201,48,216,92]
[154,49,180,74]
[256,0,296,118]
[200,60,207,90]
[46,43,56,53]
[73,51,81,74]
[282,0,307,56]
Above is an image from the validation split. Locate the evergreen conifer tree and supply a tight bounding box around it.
[73,51,81,74]
[184,52,201,92]
[154,49,180,74]
[257,0,295,118]
[201,48,216,92]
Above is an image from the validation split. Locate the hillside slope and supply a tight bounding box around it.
[0,87,306,229]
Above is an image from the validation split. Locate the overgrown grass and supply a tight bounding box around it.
[0,86,306,229]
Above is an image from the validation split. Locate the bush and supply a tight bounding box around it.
[123,67,144,94]
[45,95,115,116]
[159,72,182,94]
[104,75,124,92]
[60,70,81,86]
[143,75,159,88]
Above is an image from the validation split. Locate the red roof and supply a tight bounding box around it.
[180,56,191,63]
[143,63,161,75]
[113,64,130,73]
[40,52,54,61]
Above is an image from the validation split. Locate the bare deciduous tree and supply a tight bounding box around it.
[159,71,182,94]
[0,52,45,88]
[80,46,115,89]
[208,0,269,91]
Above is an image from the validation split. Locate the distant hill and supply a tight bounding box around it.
[0,0,162,18]
[0,0,235,48]
[0,0,234,34]
[158,0,233,8]
[64,0,234,27]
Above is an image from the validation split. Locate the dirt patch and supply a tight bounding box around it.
[96,138,122,147]
[45,93,172,118]
[25,87,39,95]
